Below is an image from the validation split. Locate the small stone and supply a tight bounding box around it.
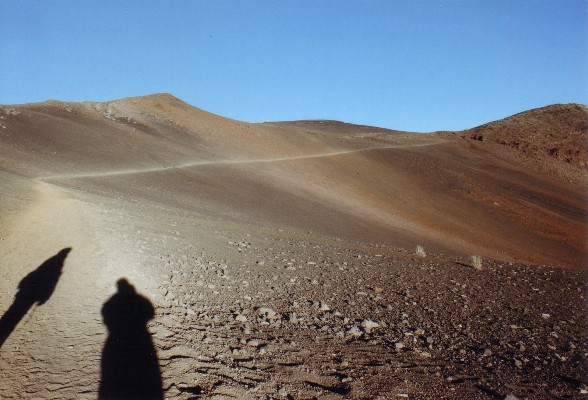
[347,326,362,338]
[288,312,300,324]
[361,319,380,334]
[395,342,405,350]
[235,314,247,323]
[258,307,278,320]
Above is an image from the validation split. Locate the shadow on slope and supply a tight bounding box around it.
[99,278,163,400]
[0,248,71,348]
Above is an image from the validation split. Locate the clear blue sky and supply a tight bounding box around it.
[1,1,586,132]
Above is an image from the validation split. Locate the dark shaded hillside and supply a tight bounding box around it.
[447,104,588,182]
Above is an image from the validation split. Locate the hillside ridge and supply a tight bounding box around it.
[3,94,586,135]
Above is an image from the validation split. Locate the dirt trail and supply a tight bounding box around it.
[0,181,143,398]
[38,141,441,182]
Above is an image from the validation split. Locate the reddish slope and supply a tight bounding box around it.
[0,95,586,268]
[442,103,588,183]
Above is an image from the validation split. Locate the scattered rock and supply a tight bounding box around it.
[361,319,380,334]
[235,314,248,323]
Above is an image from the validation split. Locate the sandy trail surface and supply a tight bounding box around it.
[0,180,167,398]
[0,182,105,398]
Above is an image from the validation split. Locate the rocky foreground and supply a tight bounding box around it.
[5,210,584,399]
[135,227,587,399]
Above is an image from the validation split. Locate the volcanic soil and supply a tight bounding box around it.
[0,94,586,399]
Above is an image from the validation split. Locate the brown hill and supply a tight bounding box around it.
[0,94,402,178]
[0,94,585,268]
[442,103,588,183]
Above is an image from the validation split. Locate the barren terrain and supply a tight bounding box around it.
[0,94,586,399]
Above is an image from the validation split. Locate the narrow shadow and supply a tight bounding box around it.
[99,278,163,400]
[0,248,71,348]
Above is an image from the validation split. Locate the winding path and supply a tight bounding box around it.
[39,141,441,182]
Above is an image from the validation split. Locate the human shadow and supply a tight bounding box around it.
[0,248,71,349]
[99,278,163,400]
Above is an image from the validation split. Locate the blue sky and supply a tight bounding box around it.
[0,1,586,132]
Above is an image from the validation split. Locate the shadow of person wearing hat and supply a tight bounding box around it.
[99,278,163,400]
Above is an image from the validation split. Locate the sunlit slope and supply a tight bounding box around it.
[0,94,389,178]
[1,94,586,268]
